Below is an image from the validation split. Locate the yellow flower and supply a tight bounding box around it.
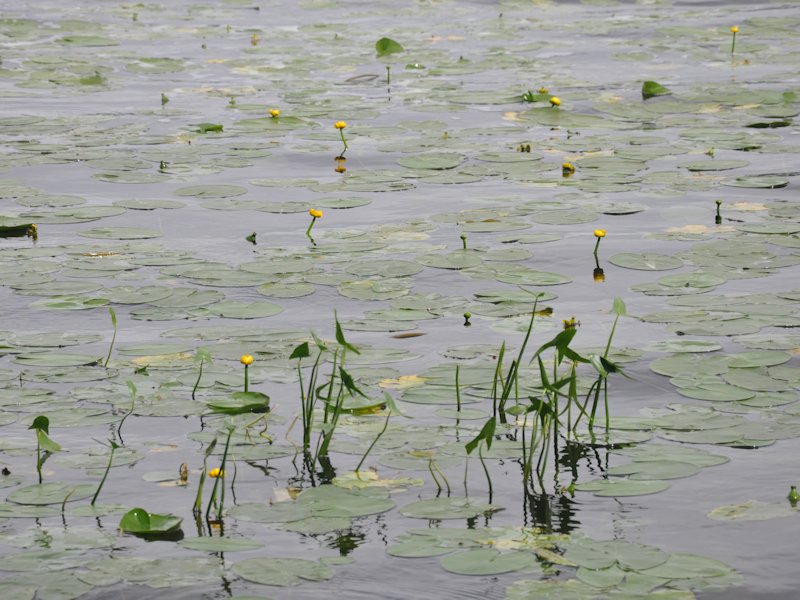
[240,354,254,366]
[334,121,347,129]
[538,87,548,94]
[208,467,224,478]
[730,25,739,33]
[549,96,561,107]
[309,208,323,219]
[562,162,575,174]
[269,109,280,118]
[594,229,606,238]
[562,317,579,330]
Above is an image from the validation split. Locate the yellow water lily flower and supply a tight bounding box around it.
[562,162,575,175]
[593,267,605,283]
[208,467,224,478]
[269,108,280,118]
[563,317,579,330]
[549,96,561,107]
[730,25,739,54]
[309,208,323,219]
[594,229,606,238]
[538,87,548,94]
[334,121,347,129]
[240,354,254,366]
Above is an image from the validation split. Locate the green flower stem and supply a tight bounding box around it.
[91,443,118,505]
[455,365,461,412]
[306,217,318,238]
[355,410,391,473]
[206,427,234,521]
[243,364,249,393]
[593,237,602,257]
[192,357,204,401]
[478,441,493,501]
[339,129,348,156]
[731,31,736,54]
[104,307,117,368]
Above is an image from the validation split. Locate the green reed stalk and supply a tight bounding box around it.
[206,426,233,521]
[91,440,120,505]
[103,307,117,368]
[478,441,493,501]
[355,410,391,473]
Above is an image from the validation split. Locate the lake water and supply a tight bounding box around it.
[0,1,799,598]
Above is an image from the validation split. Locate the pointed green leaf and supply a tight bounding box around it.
[376,37,404,56]
[466,416,496,454]
[642,81,670,100]
[290,342,310,360]
[29,415,50,433]
[334,312,360,354]
[36,430,62,453]
[339,367,367,398]
[612,297,627,316]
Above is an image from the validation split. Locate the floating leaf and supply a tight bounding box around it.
[400,497,501,519]
[440,548,537,576]
[232,557,333,586]
[375,37,404,56]
[119,507,182,534]
[642,81,671,100]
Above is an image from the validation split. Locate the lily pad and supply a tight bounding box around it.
[440,548,538,576]
[232,557,333,587]
[400,497,501,519]
[119,507,182,534]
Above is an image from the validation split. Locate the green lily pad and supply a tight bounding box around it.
[78,227,161,239]
[440,548,538,576]
[398,153,465,170]
[8,483,96,506]
[400,497,501,519]
[607,460,701,480]
[680,159,749,171]
[232,557,333,587]
[227,502,311,524]
[609,253,683,270]
[574,479,670,497]
[207,301,283,319]
[119,507,182,534]
[207,391,270,415]
[708,500,796,522]
[179,537,264,552]
[174,184,248,198]
[297,485,395,518]
[417,252,482,270]
[723,176,789,189]
[640,552,736,580]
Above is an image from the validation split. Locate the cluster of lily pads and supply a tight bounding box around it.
[0,1,799,599]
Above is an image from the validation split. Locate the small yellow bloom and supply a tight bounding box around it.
[563,317,579,330]
[562,162,575,175]
[309,208,323,219]
[269,109,280,118]
[250,33,260,46]
[549,96,561,107]
[240,354,254,366]
[730,25,739,33]
[594,229,606,238]
[334,121,347,129]
[538,87,548,94]
[208,467,224,478]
